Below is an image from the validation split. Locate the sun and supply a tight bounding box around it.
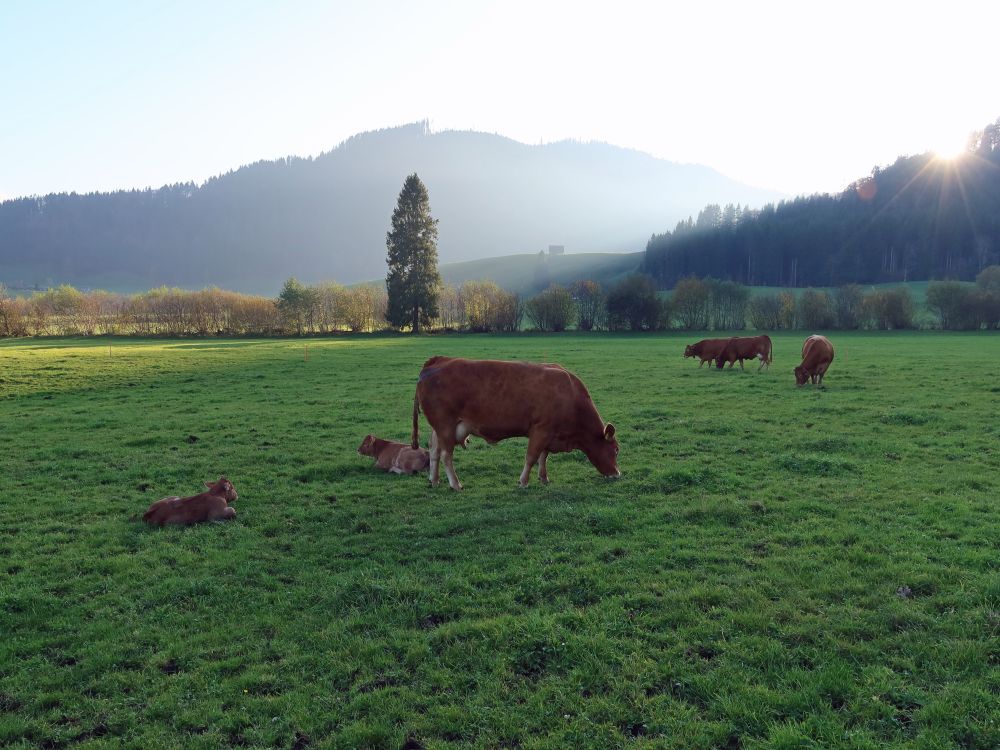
[932,135,969,160]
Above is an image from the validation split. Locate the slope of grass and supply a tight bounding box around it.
[437,252,642,295]
[1,333,997,749]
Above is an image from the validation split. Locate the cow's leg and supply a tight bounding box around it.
[739,358,745,371]
[429,431,442,486]
[214,507,236,522]
[699,359,706,368]
[442,448,463,491]
[518,453,538,487]
[758,355,766,372]
[537,451,550,484]
[519,435,544,487]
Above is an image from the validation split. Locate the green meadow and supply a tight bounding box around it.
[0,333,997,749]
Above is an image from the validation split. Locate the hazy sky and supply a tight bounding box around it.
[2,0,997,201]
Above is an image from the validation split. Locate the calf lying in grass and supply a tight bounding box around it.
[143,476,238,526]
[358,434,432,475]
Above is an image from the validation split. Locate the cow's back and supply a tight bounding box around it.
[374,441,405,470]
[802,334,833,365]
[417,359,598,442]
[143,494,227,525]
[802,335,834,367]
[143,496,180,525]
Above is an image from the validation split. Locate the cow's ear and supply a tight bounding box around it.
[604,423,616,441]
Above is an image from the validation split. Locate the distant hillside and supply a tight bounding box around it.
[0,123,783,294]
[437,251,642,296]
[644,117,1000,288]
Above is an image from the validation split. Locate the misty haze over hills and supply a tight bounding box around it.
[0,123,783,294]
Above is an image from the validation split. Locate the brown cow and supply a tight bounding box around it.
[412,356,620,490]
[684,338,733,367]
[714,335,773,371]
[794,335,835,385]
[143,476,238,526]
[358,434,432,475]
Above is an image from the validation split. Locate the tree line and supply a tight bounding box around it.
[0,279,518,338]
[643,117,1000,288]
[519,269,1000,332]
[5,267,998,338]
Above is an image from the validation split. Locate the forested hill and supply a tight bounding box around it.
[644,119,1000,288]
[0,123,782,294]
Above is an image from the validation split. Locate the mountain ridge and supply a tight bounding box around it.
[0,123,783,294]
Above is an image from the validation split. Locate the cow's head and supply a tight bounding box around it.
[205,476,238,502]
[683,345,695,358]
[357,434,377,456]
[584,423,621,479]
[793,366,809,386]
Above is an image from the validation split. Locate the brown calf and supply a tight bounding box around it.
[357,434,433,475]
[794,335,835,385]
[143,477,238,526]
[684,338,733,367]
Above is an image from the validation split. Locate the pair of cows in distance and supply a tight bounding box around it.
[685,334,834,385]
[683,335,773,371]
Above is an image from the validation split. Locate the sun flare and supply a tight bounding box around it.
[932,136,968,160]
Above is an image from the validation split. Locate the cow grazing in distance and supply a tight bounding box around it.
[795,335,835,385]
[358,434,433,475]
[715,335,773,371]
[412,356,620,490]
[684,338,734,367]
[143,477,238,526]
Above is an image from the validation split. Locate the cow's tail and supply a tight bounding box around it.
[411,391,420,450]
[766,336,773,365]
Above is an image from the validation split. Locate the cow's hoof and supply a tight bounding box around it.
[539,477,550,485]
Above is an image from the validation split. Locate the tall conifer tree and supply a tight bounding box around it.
[385,174,440,332]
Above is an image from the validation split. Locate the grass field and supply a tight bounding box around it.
[1,333,997,749]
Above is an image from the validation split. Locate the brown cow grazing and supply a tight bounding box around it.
[413,356,620,490]
[358,434,432,475]
[684,338,733,367]
[143,477,238,526]
[794,335,835,385]
[714,335,773,371]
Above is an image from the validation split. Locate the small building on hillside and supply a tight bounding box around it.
[548,245,565,256]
